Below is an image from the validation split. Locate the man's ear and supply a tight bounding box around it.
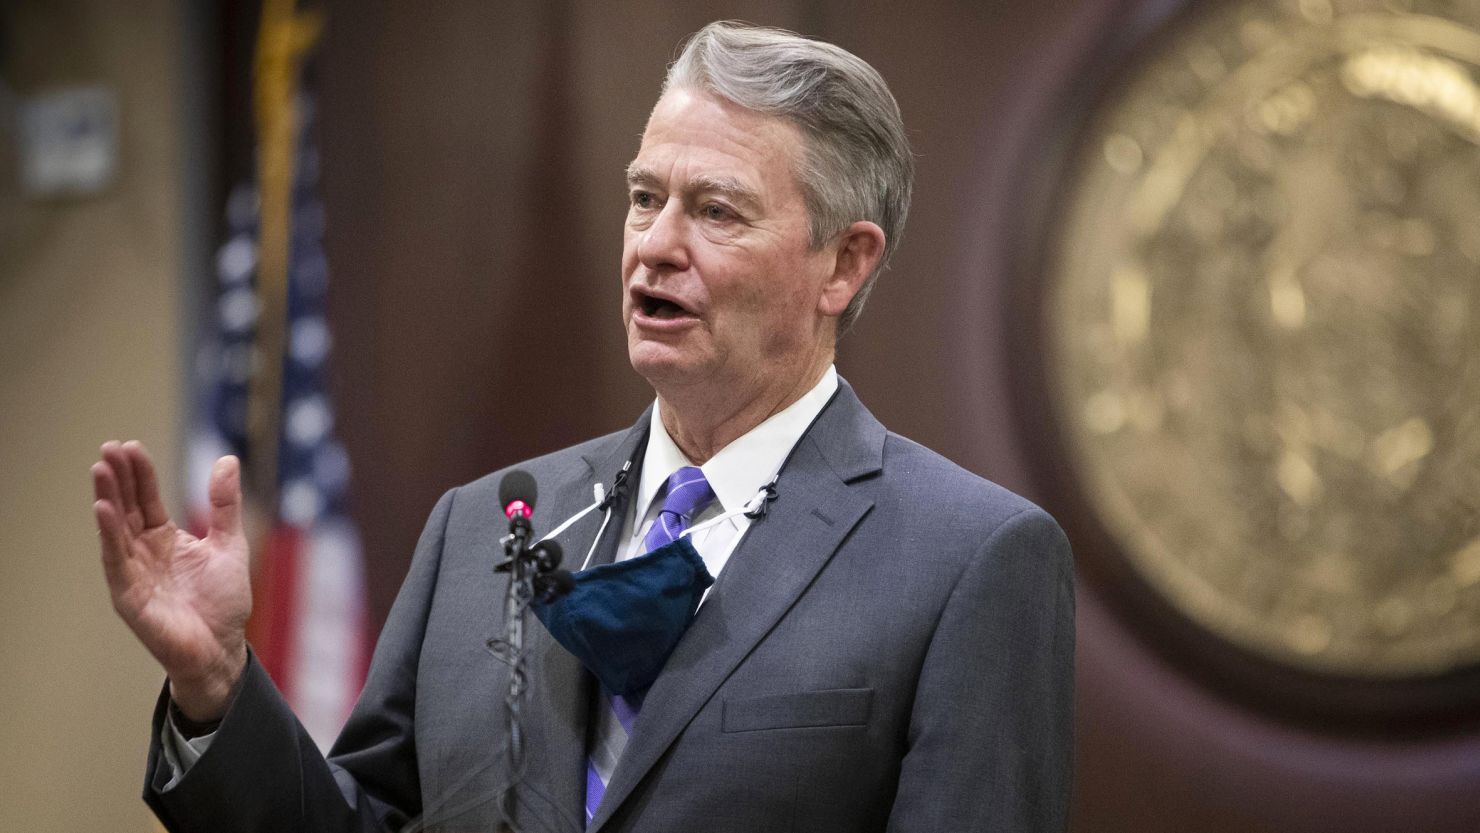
[817,221,886,317]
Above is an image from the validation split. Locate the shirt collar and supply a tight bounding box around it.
[634,365,839,522]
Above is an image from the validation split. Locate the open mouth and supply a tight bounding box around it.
[635,290,696,320]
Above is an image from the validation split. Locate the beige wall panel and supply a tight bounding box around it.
[0,1,184,829]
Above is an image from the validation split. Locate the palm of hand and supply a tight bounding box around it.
[115,520,251,679]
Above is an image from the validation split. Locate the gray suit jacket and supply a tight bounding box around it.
[145,380,1074,833]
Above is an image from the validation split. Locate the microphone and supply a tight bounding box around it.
[495,470,571,602]
[499,470,537,520]
[497,470,537,574]
[534,552,575,601]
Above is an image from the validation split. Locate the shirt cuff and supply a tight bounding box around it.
[157,708,218,791]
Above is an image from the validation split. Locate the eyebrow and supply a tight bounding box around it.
[625,165,763,211]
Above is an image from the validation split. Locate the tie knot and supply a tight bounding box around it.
[660,466,715,520]
[642,466,716,554]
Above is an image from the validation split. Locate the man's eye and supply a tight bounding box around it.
[701,204,733,221]
[631,191,657,209]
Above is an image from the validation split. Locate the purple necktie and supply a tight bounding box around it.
[641,466,717,553]
[584,467,715,826]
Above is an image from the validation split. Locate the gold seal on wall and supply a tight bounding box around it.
[1047,0,1480,677]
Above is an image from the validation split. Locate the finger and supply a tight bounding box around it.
[94,499,133,591]
[101,441,142,529]
[124,441,171,529]
[208,455,243,538]
[93,461,132,553]
[92,460,123,510]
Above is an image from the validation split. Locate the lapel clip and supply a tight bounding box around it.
[743,477,779,520]
[599,460,632,511]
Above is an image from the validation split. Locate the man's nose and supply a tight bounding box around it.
[636,201,691,272]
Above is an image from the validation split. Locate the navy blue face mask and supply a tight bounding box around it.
[532,535,714,696]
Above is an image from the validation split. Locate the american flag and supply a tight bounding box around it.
[188,90,369,752]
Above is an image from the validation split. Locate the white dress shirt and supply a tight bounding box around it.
[616,364,839,581]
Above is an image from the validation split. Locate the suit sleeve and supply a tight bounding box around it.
[886,506,1075,833]
[143,487,459,833]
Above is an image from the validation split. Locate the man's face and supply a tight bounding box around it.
[622,89,839,399]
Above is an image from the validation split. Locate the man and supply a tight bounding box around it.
[93,21,1073,833]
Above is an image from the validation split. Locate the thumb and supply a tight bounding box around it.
[208,455,243,538]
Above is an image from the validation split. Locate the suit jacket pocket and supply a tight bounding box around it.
[721,687,873,733]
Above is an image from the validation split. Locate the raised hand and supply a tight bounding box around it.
[93,441,252,722]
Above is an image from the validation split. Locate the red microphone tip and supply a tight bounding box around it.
[504,499,533,520]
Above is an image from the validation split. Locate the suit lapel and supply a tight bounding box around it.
[577,409,652,570]
[509,412,651,833]
[590,382,885,831]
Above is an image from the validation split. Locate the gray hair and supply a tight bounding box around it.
[664,21,914,334]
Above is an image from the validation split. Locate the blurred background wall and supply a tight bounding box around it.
[2,0,1477,830]
[0,1,200,830]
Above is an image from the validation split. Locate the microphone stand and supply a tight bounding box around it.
[490,510,567,831]
[499,512,534,827]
